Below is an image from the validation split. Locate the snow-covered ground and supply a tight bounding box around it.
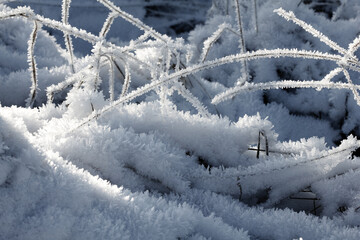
[1,0,360,239]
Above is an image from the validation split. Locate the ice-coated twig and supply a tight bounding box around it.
[46,64,98,102]
[348,35,360,56]
[211,80,360,105]
[97,0,210,98]
[320,67,343,83]
[200,23,240,63]
[97,0,167,45]
[274,8,348,56]
[171,83,211,117]
[0,7,101,44]
[120,60,131,98]
[69,48,344,130]
[238,145,357,179]
[26,20,39,108]
[99,11,119,38]
[343,69,360,106]
[128,32,150,49]
[0,6,162,74]
[61,0,75,73]
[234,0,249,83]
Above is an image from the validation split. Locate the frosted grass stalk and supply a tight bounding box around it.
[61,0,75,73]
[234,0,249,83]
[348,35,360,55]
[120,61,131,97]
[26,20,39,108]
[71,48,344,130]
[320,67,343,83]
[343,69,360,105]
[172,84,211,117]
[100,12,118,38]
[275,8,348,56]
[200,23,239,63]
[212,80,360,105]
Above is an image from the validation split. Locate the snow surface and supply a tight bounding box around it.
[1,0,360,239]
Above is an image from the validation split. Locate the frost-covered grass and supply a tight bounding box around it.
[1,0,360,239]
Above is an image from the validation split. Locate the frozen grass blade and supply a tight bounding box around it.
[26,20,39,108]
[61,0,75,73]
[100,11,118,38]
[274,8,348,56]
[200,23,239,63]
[234,0,249,83]
[171,83,211,117]
[120,61,131,98]
[212,80,360,105]
[97,0,167,44]
[320,67,343,83]
[343,68,360,106]
[348,35,360,56]
[69,48,345,130]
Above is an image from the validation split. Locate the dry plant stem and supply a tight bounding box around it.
[100,12,118,37]
[343,68,360,105]
[201,24,240,63]
[0,7,151,71]
[113,59,125,79]
[212,67,345,104]
[120,61,131,97]
[349,36,360,55]
[275,8,348,57]
[320,67,343,82]
[239,147,356,179]
[69,48,344,131]
[26,20,39,108]
[97,0,166,44]
[234,0,249,83]
[0,6,228,112]
[62,0,75,73]
[46,64,94,102]
[97,0,208,91]
[256,131,269,158]
[212,80,360,104]
[172,84,211,117]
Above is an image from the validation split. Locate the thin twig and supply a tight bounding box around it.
[62,0,75,73]
[26,20,39,108]
[99,11,119,38]
[234,0,249,84]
